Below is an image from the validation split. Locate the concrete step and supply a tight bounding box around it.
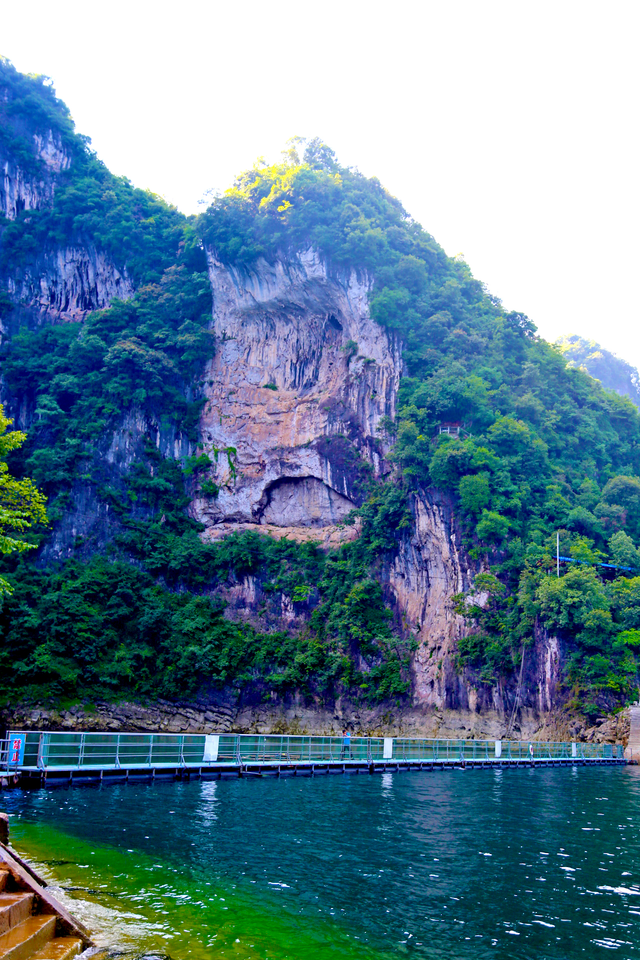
[626,705,640,760]
[30,938,84,960]
[0,915,56,960]
[0,896,34,936]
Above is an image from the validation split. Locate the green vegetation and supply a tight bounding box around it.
[0,467,414,703]
[2,58,640,715]
[198,138,640,711]
[556,334,640,409]
[1,262,214,496]
[0,57,187,286]
[0,91,416,709]
[0,405,48,594]
[0,57,77,172]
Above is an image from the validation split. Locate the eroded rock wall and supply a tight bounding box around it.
[387,491,474,709]
[6,245,134,324]
[2,696,628,745]
[182,249,572,732]
[380,489,568,729]
[192,248,402,537]
[1,123,134,330]
[1,129,70,220]
[0,230,588,733]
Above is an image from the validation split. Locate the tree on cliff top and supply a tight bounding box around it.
[0,404,47,594]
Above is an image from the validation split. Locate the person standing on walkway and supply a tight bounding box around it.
[341,728,353,760]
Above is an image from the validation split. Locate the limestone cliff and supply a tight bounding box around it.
[388,490,473,708]
[385,490,564,725]
[0,112,134,330]
[1,128,70,220]
[166,249,563,734]
[192,248,402,543]
[0,228,571,734]
[6,245,134,325]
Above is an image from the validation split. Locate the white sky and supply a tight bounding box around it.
[3,0,639,366]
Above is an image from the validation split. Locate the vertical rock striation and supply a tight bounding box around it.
[193,248,403,538]
[0,121,134,328]
[387,491,473,709]
[0,129,70,220]
[6,246,134,323]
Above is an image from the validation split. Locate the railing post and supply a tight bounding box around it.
[115,734,121,769]
[78,733,85,768]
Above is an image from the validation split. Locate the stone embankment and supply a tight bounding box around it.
[1,698,630,746]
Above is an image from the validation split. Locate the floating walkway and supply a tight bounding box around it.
[0,731,626,787]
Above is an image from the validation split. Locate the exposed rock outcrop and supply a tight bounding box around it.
[6,245,134,324]
[1,121,134,328]
[388,491,472,709]
[2,696,630,745]
[192,248,402,537]
[39,408,196,562]
[0,228,615,736]
[1,129,70,220]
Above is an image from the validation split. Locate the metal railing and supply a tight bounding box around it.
[6,730,624,772]
[216,735,383,764]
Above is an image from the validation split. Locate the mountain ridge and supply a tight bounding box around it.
[1,59,640,739]
[556,334,640,408]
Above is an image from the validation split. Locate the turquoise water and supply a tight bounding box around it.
[4,765,640,959]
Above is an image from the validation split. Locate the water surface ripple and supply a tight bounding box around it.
[4,765,640,958]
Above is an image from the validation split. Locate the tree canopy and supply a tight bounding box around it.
[0,405,47,594]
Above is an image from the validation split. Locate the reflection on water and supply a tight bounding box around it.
[4,765,640,959]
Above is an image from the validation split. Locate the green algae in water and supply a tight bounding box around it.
[7,768,640,959]
[11,819,394,960]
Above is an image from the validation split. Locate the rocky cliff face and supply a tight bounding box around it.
[6,245,134,325]
[179,251,563,731]
[0,127,134,331]
[192,248,402,542]
[38,407,197,563]
[378,489,562,729]
[3,692,628,745]
[1,129,70,220]
[387,491,473,707]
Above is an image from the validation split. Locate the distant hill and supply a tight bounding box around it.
[556,335,640,407]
